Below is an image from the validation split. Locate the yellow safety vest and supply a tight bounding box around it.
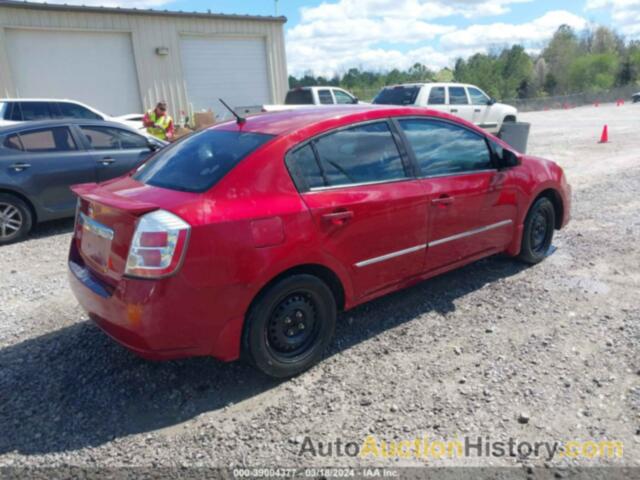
[146,111,172,140]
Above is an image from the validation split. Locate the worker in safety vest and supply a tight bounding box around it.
[143,101,174,141]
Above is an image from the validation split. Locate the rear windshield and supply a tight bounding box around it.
[373,86,420,105]
[133,129,274,193]
[285,89,314,105]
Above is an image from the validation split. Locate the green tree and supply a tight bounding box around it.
[543,25,580,94]
[568,53,619,92]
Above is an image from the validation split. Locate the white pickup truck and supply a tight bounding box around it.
[372,83,518,134]
[261,86,362,112]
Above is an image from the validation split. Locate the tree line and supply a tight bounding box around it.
[289,25,640,101]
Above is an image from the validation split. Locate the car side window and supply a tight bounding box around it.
[468,87,490,105]
[6,103,21,121]
[58,102,103,120]
[17,127,77,152]
[285,144,325,190]
[318,89,334,105]
[115,129,148,149]
[334,90,355,104]
[448,87,469,105]
[3,134,24,151]
[398,119,493,176]
[313,122,407,187]
[428,87,446,105]
[16,102,52,121]
[80,126,122,150]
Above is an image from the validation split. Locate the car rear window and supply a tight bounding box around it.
[133,129,274,193]
[285,89,314,105]
[372,86,420,105]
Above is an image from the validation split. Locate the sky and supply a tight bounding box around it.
[41,0,640,77]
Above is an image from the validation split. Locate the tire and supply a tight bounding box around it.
[243,274,337,378]
[518,197,555,264]
[0,193,33,245]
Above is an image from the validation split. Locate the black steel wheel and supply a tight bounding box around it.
[244,274,337,378]
[518,197,556,264]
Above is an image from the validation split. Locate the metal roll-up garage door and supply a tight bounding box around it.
[180,36,272,116]
[5,29,142,116]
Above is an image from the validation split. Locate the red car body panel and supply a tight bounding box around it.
[68,106,571,362]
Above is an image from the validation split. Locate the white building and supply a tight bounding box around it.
[0,0,288,119]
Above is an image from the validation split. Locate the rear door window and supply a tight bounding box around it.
[285,144,325,191]
[448,87,469,105]
[15,102,52,121]
[133,129,274,192]
[285,89,314,105]
[318,89,334,105]
[427,87,446,105]
[17,127,77,152]
[312,122,407,187]
[372,86,420,105]
[58,102,103,120]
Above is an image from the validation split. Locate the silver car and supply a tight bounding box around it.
[0,119,165,244]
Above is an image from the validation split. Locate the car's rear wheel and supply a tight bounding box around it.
[518,197,555,264]
[244,274,337,378]
[0,193,33,245]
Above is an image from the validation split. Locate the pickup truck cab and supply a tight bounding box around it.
[261,86,361,112]
[373,83,518,134]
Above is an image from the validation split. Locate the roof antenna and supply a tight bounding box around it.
[219,98,246,125]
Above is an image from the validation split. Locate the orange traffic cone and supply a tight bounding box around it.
[599,125,609,144]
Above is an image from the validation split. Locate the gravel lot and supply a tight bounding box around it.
[1,103,639,475]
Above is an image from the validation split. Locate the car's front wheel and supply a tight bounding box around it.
[243,274,337,378]
[518,197,555,264]
[0,193,33,245]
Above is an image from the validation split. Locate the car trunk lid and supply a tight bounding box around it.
[71,176,197,284]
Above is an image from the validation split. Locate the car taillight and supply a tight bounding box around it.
[125,210,190,278]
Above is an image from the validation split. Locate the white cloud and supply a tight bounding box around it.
[287,1,589,77]
[586,0,640,36]
[440,10,589,49]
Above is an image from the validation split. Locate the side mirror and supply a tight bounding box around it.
[487,98,497,106]
[352,97,359,104]
[147,139,159,151]
[502,148,521,168]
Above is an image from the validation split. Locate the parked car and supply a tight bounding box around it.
[633,92,640,103]
[0,119,165,244]
[0,99,145,132]
[372,83,518,134]
[115,113,145,132]
[68,106,571,378]
[236,87,363,116]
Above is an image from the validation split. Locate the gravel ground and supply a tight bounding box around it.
[0,103,639,475]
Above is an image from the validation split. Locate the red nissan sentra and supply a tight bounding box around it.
[68,106,571,378]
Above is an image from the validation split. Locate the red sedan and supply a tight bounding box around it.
[68,106,571,378]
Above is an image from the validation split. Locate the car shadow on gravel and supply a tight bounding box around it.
[0,255,528,455]
[28,218,75,240]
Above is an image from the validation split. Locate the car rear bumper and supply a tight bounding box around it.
[68,247,245,362]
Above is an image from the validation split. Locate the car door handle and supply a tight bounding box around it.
[474,108,482,113]
[9,163,31,172]
[450,109,459,113]
[98,157,116,166]
[431,195,454,207]
[321,210,354,225]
